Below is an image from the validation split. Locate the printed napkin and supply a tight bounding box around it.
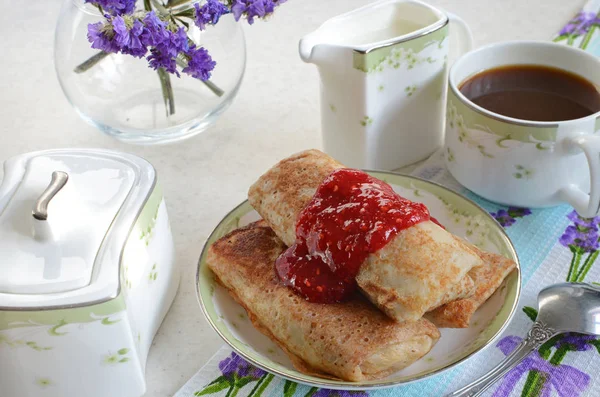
[176,2,600,397]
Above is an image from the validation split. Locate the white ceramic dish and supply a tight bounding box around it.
[196,171,521,390]
[0,149,179,397]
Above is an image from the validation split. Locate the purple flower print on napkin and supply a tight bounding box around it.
[194,352,272,396]
[490,207,532,228]
[555,11,600,49]
[560,225,600,253]
[492,336,590,397]
[491,209,516,228]
[559,12,599,36]
[559,210,600,282]
[567,210,600,229]
[555,334,599,352]
[218,352,266,381]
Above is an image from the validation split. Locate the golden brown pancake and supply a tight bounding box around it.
[248,149,482,323]
[207,221,440,381]
[426,246,517,328]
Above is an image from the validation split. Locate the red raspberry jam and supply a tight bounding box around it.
[276,169,431,303]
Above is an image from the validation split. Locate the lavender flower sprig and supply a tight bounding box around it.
[560,210,600,282]
[490,207,532,228]
[91,0,137,15]
[554,11,600,49]
[76,0,287,117]
[85,10,217,81]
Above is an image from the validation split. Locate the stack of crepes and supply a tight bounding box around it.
[206,150,517,382]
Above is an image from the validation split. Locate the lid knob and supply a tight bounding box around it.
[32,171,69,221]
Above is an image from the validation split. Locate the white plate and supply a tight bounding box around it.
[196,172,521,390]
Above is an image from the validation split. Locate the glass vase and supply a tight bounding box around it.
[54,0,246,144]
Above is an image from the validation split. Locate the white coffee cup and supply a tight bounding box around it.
[445,41,600,217]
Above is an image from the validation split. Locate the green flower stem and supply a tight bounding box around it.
[576,250,600,282]
[74,51,109,74]
[548,346,569,365]
[521,371,545,397]
[157,68,176,116]
[174,9,196,18]
[580,12,600,50]
[567,34,577,46]
[522,344,570,397]
[580,27,597,50]
[251,374,274,397]
[303,387,318,397]
[144,0,151,11]
[247,374,268,397]
[567,251,582,282]
[151,0,170,15]
[167,0,193,8]
[521,345,570,397]
[202,80,225,97]
[283,380,298,397]
[224,385,239,397]
[175,57,224,97]
[553,34,568,42]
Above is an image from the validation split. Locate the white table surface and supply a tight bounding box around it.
[0,0,584,395]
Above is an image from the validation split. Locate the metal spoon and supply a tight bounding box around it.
[447,282,600,397]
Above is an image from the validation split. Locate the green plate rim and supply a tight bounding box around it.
[195,171,522,390]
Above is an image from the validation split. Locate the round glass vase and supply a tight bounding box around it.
[54,1,246,145]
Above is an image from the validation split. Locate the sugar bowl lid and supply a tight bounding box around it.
[0,149,156,309]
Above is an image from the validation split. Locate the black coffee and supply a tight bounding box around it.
[459,65,600,122]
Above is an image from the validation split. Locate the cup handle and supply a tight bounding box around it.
[446,12,474,59]
[558,135,600,218]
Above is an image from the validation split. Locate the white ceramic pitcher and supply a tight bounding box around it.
[300,0,473,170]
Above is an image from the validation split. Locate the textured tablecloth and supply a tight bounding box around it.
[175,2,600,396]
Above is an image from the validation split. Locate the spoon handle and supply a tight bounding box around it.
[446,321,556,397]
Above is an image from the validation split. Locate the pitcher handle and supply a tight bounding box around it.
[446,12,474,61]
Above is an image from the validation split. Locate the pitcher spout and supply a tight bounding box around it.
[299,34,349,68]
[299,34,319,64]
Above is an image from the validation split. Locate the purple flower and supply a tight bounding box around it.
[560,210,600,252]
[567,210,600,228]
[194,0,230,30]
[171,26,190,53]
[147,26,189,76]
[492,336,590,397]
[507,207,532,218]
[218,352,265,381]
[140,11,170,47]
[148,47,179,75]
[85,0,136,15]
[556,334,598,352]
[87,21,120,53]
[231,0,286,24]
[112,16,147,58]
[183,46,216,80]
[491,209,516,228]
[559,12,600,36]
[560,225,600,252]
[313,390,369,397]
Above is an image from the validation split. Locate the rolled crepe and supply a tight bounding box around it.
[426,245,517,328]
[248,150,482,323]
[207,221,440,381]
